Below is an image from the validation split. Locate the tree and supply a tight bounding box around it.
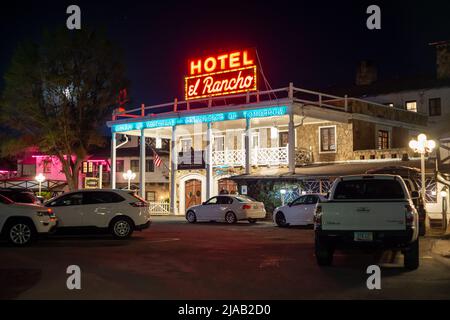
[1,28,128,190]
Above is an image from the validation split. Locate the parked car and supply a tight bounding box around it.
[0,188,40,204]
[0,194,57,246]
[186,195,266,224]
[45,189,151,239]
[273,193,328,227]
[314,174,420,270]
[366,166,426,236]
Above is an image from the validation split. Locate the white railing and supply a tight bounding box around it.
[148,201,171,215]
[212,147,289,166]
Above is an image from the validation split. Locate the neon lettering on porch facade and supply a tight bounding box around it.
[185,49,257,100]
[112,106,287,132]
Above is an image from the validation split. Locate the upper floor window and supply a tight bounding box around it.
[146,159,154,172]
[377,130,389,149]
[43,160,52,173]
[116,160,124,173]
[319,126,336,153]
[429,98,442,116]
[180,138,192,153]
[405,101,417,112]
[130,159,139,172]
[279,131,289,148]
[214,136,225,152]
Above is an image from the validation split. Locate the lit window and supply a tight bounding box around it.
[406,101,417,112]
[385,103,394,107]
[320,127,336,152]
[377,130,389,149]
[130,160,139,172]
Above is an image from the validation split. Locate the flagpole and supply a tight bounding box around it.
[149,145,170,172]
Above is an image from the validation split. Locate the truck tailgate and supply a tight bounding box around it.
[321,201,407,231]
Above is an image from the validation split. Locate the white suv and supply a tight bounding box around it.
[46,189,151,239]
[0,194,57,246]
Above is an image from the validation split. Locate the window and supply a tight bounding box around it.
[116,160,124,173]
[279,131,289,147]
[429,98,441,116]
[406,101,417,112]
[205,197,218,205]
[146,159,154,172]
[130,160,139,172]
[83,191,125,204]
[290,196,307,206]
[0,194,13,204]
[319,126,336,152]
[234,195,256,202]
[377,130,389,149]
[214,136,225,151]
[180,138,192,153]
[146,191,156,202]
[251,133,259,149]
[43,160,52,174]
[334,179,405,200]
[304,195,319,204]
[48,193,83,207]
[217,196,233,204]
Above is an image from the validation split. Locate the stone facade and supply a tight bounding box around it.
[296,121,354,163]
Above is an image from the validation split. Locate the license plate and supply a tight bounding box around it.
[354,232,373,242]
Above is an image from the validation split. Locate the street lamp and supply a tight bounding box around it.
[35,173,46,196]
[409,133,436,203]
[123,169,136,190]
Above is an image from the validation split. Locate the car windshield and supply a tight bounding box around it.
[234,195,256,202]
[334,179,405,200]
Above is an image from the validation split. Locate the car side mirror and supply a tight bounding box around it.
[411,191,420,199]
[202,201,207,205]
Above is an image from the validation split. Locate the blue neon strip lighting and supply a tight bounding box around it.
[112,106,288,132]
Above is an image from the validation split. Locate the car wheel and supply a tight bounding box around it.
[186,210,197,223]
[315,238,334,266]
[275,212,288,227]
[110,217,134,239]
[404,240,419,270]
[248,218,257,224]
[6,220,36,246]
[225,211,237,224]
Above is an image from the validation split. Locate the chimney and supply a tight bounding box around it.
[431,41,450,80]
[356,60,377,86]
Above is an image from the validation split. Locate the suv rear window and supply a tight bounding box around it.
[0,191,37,203]
[334,179,405,200]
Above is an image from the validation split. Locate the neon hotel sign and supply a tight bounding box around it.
[185,49,257,100]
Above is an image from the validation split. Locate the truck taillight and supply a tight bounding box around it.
[130,201,149,207]
[405,204,415,227]
[242,204,252,210]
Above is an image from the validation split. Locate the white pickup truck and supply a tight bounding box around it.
[314,174,419,270]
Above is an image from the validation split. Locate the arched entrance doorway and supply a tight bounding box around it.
[185,179,202,209]
[178,173,207,215]
[218,178,238,195]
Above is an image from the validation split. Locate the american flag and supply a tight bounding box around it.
[153,150,162,167]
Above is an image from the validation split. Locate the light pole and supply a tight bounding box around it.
[35,173,46,196]
[409,134,436,203]
[441,188,448,230]
[123,169,136,190]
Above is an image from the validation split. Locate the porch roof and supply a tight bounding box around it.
[228,159,438,181]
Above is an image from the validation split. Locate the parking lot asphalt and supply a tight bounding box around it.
[1,216,450,300]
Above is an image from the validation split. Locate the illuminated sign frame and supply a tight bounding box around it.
[112,106,287,132]
[184,49,258,101]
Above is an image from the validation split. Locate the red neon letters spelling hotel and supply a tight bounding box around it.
[185,49,257,100]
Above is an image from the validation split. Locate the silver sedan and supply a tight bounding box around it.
[186,195,266,224]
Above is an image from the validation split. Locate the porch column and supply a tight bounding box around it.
[245,118,251,174]
[288,108,296,174]
[139,129,146,198]
[206,122,213,199]
[170,126,177,214]
[111,132,117,189]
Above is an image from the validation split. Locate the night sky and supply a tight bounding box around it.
[1,0,450,107]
